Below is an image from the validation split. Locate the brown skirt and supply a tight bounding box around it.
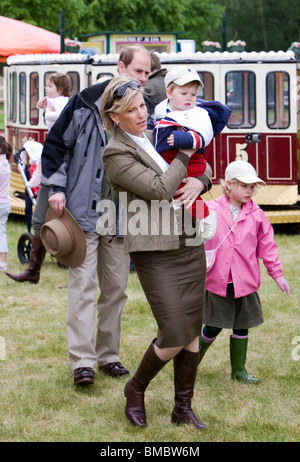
[130,243,206,348]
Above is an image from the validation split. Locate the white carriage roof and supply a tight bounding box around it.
[7,50,296,66]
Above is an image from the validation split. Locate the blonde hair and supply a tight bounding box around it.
[101,75,143,132]
[220,178,260,197]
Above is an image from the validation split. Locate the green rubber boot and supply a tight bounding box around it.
[230,336,260,384]
[198,335,214,364]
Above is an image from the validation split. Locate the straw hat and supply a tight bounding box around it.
[41,208,86,267]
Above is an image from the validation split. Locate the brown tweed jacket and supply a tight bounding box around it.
[102,127,190,254]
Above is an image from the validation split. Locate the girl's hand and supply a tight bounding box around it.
[275,276,290,295]
[37,97,47,110]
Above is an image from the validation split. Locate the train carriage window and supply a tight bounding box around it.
[67,72,79,97]
[226,71,256,128]
[30,72,39,125]
[9,72,17,123]
[95,72,115,86]
[197,72,214,101]
[19,72,26,124]
[266,72,290,128]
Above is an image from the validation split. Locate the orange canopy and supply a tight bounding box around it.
[0,16,61,59]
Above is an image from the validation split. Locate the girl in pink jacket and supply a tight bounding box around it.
[199,160,290,383]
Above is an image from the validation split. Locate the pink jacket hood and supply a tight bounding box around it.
[205,194,283,298]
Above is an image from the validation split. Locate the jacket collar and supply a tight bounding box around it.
[79,80,110,110]
[218,194,259,226]
[113,126,164,174]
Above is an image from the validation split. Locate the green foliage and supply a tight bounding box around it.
[0,0,86,35]
[0,0,224,49]
[215,0,300,51]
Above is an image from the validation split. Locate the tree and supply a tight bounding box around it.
[0,0,223,50]
[180,0,224,48]
[0,0,87,37]
[214,0,300,52]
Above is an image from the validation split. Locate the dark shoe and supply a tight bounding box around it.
[6,235,46,284]
[171,349,208,430]
[99,362,129,377]
[73,367,95,386]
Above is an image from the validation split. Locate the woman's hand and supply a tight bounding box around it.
[180,148,197,158]
[48,192,66,217]
[174,177,205,208]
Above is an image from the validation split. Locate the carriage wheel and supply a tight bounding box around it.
[17,232,33,264]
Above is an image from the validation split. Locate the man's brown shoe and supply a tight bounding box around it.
[99,362,129,377]
[73,367,95,385]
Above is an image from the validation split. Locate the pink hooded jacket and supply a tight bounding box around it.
[205,194,283,298]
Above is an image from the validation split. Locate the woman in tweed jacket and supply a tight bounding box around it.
[101,75,209,430]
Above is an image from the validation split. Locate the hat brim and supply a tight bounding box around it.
[236,175,266,185]
[41,207,87,268]
[173,75,204,87]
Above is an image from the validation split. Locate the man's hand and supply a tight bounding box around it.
[48,192,66,217]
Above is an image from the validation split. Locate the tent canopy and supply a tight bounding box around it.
[0,16,61,58]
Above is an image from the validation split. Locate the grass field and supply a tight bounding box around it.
[0,215,299,443]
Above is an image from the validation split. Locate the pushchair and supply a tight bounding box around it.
[13,141,42,264]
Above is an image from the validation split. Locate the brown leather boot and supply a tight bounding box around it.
[6,235,46,284]
[124,340,168,427]
[171,348,208,429]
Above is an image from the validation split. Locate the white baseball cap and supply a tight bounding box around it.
[165,66,203,88]
[225,160,265,185]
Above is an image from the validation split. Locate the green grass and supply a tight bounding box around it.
[0,215,299,442]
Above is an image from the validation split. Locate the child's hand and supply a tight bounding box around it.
[167,134,174,146]
[37,97,47,110]
[275,276,290,295]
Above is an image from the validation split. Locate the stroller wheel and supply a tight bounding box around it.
[17,232,33,264]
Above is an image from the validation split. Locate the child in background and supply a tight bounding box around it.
[199,160,290,383]
[154,66,231,220]
[37,73,71,131]
[19,141,44,233]
[0,136,12,271]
